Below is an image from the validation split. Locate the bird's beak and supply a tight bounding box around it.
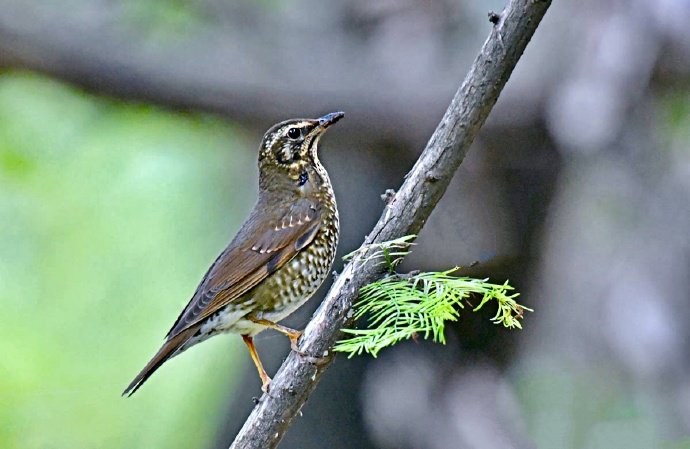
[317,111,345,130]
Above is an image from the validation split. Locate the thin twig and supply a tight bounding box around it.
[230,0,551,447]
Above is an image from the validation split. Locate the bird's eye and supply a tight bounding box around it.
[287,127,301,139]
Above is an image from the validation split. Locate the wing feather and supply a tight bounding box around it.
[166,198,321,337]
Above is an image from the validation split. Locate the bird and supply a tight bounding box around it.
[123,111,344,396]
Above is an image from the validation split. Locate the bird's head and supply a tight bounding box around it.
[258,112,344,191]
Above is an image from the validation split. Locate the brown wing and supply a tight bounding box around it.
[166,197,321,338]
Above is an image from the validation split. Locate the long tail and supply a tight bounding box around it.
[122,326,199,397]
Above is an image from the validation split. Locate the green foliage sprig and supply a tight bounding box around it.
[334,237,531,358]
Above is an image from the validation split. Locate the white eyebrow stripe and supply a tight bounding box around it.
[285,121,312,132]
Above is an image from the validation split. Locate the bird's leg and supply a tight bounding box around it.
[247,317,303,353]
[248,317,332,366]
[241,335,271,393]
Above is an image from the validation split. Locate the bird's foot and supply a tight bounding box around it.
[288,330,304,354]
[260,375,272,393]
[295,350,332,367]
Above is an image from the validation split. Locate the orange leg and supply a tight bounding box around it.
[242,335,271,393]
[247,317,303,353]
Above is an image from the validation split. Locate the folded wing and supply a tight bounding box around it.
[166,197,322,338]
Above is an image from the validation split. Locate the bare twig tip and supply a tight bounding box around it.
[488,11,501,24]
[380,189,396,203]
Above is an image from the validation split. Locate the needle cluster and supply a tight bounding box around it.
[334,238,531,358]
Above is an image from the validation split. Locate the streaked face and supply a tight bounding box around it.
[259,119,322,172]
[258,112,344,185]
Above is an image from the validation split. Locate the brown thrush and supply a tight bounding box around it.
[123,112,343,396]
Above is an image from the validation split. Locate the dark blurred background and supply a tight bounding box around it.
[1,0,689,448]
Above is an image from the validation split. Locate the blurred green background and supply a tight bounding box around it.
[0,72,256,449]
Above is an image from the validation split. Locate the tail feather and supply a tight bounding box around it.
[122,326,199,397]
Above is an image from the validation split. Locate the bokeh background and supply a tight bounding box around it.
[1,0,689,448]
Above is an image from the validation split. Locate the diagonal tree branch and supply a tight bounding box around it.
[230,0,551,447]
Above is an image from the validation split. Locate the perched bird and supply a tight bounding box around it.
[123,112,344,396]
